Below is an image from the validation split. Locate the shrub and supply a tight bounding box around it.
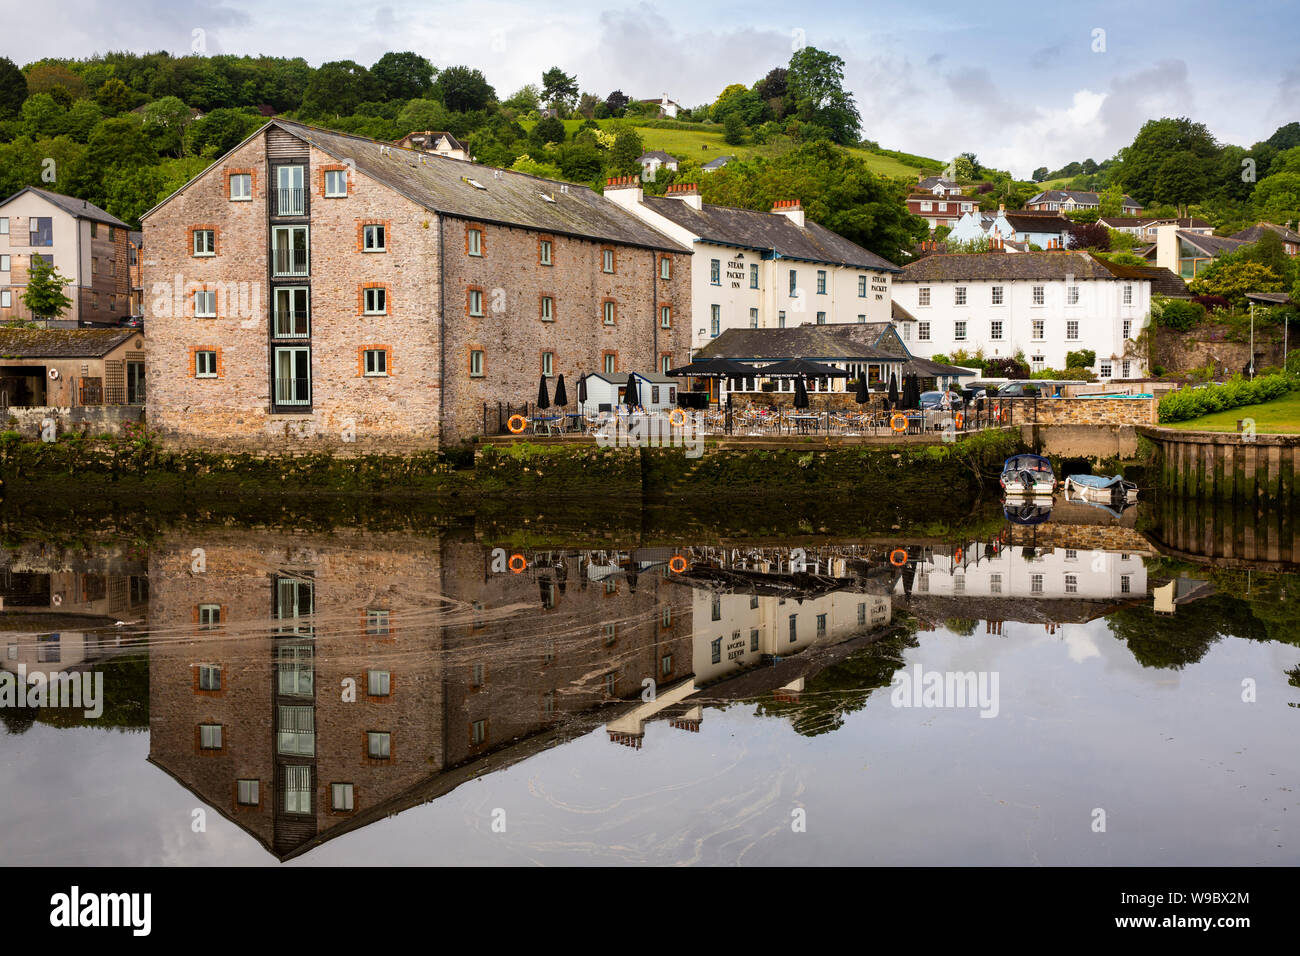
[1191,294,1230,313]
[984,356,1029,379]
[1065,349,1096,370]
[1157,373,1293,423]
[1156,299,1206,332]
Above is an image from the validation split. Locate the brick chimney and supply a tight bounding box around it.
[771,198,805,228]
[603,174,643,208]
[665,181,702,210]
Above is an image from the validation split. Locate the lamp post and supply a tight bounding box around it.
[1249,302,1255,380]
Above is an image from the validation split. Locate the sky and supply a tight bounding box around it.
[2,0,1297,178]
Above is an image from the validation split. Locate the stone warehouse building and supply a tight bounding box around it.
[141,120,691,451]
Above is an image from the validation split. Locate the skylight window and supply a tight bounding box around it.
[463,177,487,190]
[540,193,556,203]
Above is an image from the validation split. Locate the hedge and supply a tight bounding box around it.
[1157,374,1292,423]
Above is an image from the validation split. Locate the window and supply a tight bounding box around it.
[276,644,314,695]
[857,602,866,625]
[857,314,866,323]
[274,286,309,338]
[603,623,617,646]
[661,355,671,374]
[199,724,223,750]
[938,202,948,212]
[659,256,670,279]
[331,783,354,811]
[276,164,304,214]
[953,576,965,594]
[710,304,720,337]
[0,217,7,234]
[816,613,827,636]
[1099,361,1112,378]
[660,305,670,328]
[603,300,615,325]
[710,259,720,285]
[471,720,487,745]
[1032,319,1044,340]
[324,169,348,197]
[363,287,386,315]
[362,223,385,251]
[918,321,930,341]
[750,263,759,289]
[0,291,8,309]
[816,270,827,294]
[858,275,868,297]
[602,248,614,273]
[540,239,553,265]
[1121,360,1131,377]
[193,229,215,256]
[198,664,221,690]
[1121,574,1132,594]
[603,353,615,374]
[901,322,910,341]
[467,227,483,256]
[1123,283,1133,305]
[541,351,554,377]
[367,670,391,696]
[954,320,966,341]
[1031,574,1043,594]
[1122,319,1132,340]
[532,295,551,323]
[991,320,1003,340]
[920,201,932,212]
[711,594,721,621]
[710,637,722,665]
[278,705,315,755]
[194,290,216,318]
[363,349,388,377]
[1032,285,1045,306]
[750,629,759,652]
[918,287,931,307]
[468,288,483,316]
[788,614,797,644]
[1067,285,1079,305]
[990,573,1002,594]
[1066,320,1079,340]
[749,307,758,328]
[992,286,1004,305]
[272,225,308,276]
[229,173,252,200]
[778,310,786,328]
[1065,574,1078,594]
[816,311,826,325]
[195,350,218,378]
[237,780,259,806]
[274,346,311,406]
[1031,354,1045,372]
[367,731,391,760]
[0,254,8,271]
[955,286,967,306]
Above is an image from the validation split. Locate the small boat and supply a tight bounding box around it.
[1003,496,1054,525]
[999,454,1056,497]
[1065,474,1138,504]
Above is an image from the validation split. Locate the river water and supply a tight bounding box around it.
[1,495,1296,866]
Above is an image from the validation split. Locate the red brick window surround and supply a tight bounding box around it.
[466,285,485,317]
[319,164,353,197]
[601,350,618,375]
[357,344,393,377]
[364,731,393,764]
[327,783,357,816]
[659,351,674,375]
[191,285,220,319]
[468,345,485,378]
[233,780,262,811]
[225,167,257,201]
[539,350,556,377]
[538,234,554,266]
[358,283,389,316]
[660,303,671,328]
[356,219,390,252]
[189,345,224,378]
[466,224,485,257]
[191,661,226,698]
[364,669,394,701]
[189,225,220,257]
[659,254,672,280]
[601,245,617,274]
[601,297,617,326]
[539,293,555,323]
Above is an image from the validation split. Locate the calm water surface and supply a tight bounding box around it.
[2,497,1296,866]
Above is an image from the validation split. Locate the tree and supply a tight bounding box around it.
[94,78,133,115]
[532,115,566,145]
[1066,221,1111,251]
[396,98,449,134]
[432,65,495,112]
[301,61,382,118]
[722,112,746,145]
[541,67,578,113]
[371,52,435,101]
[1066,349,1096,369]
[139,96,191,156]
[1252,170,1300,224]
[1031,166,1049,183]
[183,108,261,159]
[0,56,26,119]
[1154,150,1211,216]
[754,67,789,118]
[502,85,541,115]
[22,256,73,321]
[952,155,976,180]
[1097,183,1125,217]
[607,127,644,176]
[21,93,66,138]
[1188,260,1284,307]
[1115,117,1218,206]
[786,46,860,145]
[604,90,629,116]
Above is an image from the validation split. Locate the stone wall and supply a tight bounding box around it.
[3,404,143,439]
[1004,396,1156,426]
[1141,425,1300,501]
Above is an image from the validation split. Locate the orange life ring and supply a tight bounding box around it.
[507,414,527,434]
[668,408,686,428]
[954,547,962,562]
[889,548,908,567]
[954,411,964,429]
[508,553,527,573]
[668,555,687,573]
[889,413,908,433]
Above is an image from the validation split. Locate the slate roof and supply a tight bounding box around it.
[144,120,689,253]
[897,250,1184,286]
[0,328,139,358]
[1092,258,1190,297]
[1028,189,1140,207]
[692,324,909,361]
[700,156,734,171]
[641,195,900,272]
[1178,231,1248,257]
[1003,213,1071,234]
[398,130,467,152]
[0,187,131,229]
[637,151,679,163]
[918,177,959,189]
[1231,222,1300,244]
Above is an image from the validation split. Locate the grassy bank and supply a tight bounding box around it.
[1164,390,1300,433]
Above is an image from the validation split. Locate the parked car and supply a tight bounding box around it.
[993,382,1038,397]
[918,389,965,410]
[118,315,143,328]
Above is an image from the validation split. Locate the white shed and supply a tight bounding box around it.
[579,372,678,413]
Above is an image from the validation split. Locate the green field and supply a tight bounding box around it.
[1166,390,1300,434]
[519,119,936,180]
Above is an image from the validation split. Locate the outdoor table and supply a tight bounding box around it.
[562,413,584,433]
[792,414,820,434]
[530,415,561,435]
[907,414,924,435]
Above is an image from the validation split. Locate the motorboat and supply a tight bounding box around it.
[1065,473,1138,504]
[1003,496,1054,525]
[999,454,1056,497]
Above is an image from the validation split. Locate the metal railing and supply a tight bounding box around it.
[275,187,306,216]
[275,377,311,406]
[273,309,310,338]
